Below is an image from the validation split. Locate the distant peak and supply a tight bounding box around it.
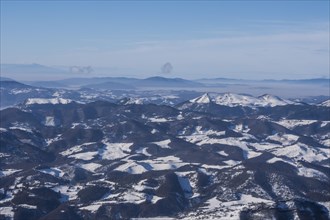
[190,93,211,104]
[0,77,15,82]
[144,76,182,81]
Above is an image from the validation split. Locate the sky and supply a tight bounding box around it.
[1,1,329,80]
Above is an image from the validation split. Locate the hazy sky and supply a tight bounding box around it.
[1,1,329,79]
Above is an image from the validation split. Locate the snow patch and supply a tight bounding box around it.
[0,207,14,218]
[221,194,273,207]
[218,151,229,157]
[52,185,80,202]
[203,194,273,219]
[234,124,250,133]
[100,142,133,160]
[0,128,7,132]
[266,133,299,146]
[276,119,318,129]
[115,156,188,174]
[0,169,22,177]
[149,117,172,123]
[0,153,10,158]
[38,167,65,178]
[136,147,152,156]
[151,129,158,134]
[121,191,146,204]
[266,157,295,166]
[271,143,327,163]
[297,167,328,181]
[25,98,72,105]
[80,204,102,213]
[60,142,96,156]
[9,126,33,133]
[69,151,98,161]
[18,204,37,209]
[152,139,171,149]
[320,121,330,127]
[205,197,221,211]
[223,160,241,166]
[78,163,102,172]
[44,116,56,126]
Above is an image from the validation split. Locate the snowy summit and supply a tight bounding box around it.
[190,93,211,104]
[214,93,294,107]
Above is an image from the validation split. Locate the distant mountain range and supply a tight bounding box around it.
[1,77,329,108]
[1,63,329,87]
[0,77,15,81]
[18,76,329,91]
[1,76,329,108]
[0,80,33,89]
[198,77,330,85]
[22,76,205,89]
[1,64,69,81]
[1,63,65,74]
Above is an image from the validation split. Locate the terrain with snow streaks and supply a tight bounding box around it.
[0,92,329,220]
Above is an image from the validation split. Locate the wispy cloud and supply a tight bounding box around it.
[52,20,329,79]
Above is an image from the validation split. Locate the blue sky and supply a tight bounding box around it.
[1,1,329,80]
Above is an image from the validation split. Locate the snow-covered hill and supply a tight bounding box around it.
[319,99,330,107]
[214,93,294,107]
